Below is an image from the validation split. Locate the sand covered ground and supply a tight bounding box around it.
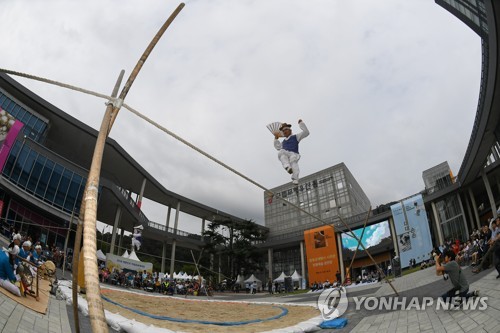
[101,288,320,333]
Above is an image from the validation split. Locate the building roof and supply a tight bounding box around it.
[0,73,248,232]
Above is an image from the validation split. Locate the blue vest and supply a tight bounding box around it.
[19,248,30,260]
[282,135,299,154]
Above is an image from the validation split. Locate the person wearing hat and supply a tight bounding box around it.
[31,244,44,266]
[10,233,22,247]
[19,241,32,261]
[0,246,21,296]
[274,119,310,185]
[131,225,143,251]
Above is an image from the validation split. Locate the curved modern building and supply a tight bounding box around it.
[0,72,259,276]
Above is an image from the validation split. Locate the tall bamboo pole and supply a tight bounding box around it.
[343,212,369,283]
[81,4,185,332]
[338,211,399,296]
[71,70,124,333]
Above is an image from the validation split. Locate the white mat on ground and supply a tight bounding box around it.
[57,280,322,333]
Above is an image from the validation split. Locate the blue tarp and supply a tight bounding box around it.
[319,317,348,329]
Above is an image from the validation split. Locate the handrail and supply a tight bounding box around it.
[114,185,201,240]
[146,220,201,240]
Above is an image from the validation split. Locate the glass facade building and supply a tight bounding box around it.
[264,163,371,237]
[263,163,371,281]
[0,91,48,142]
[422,161,455,194]
[436,0,488,38]
[2,140,87,215]
[0,86,88,249]
[422,161,468,242]
[436,195,468,242]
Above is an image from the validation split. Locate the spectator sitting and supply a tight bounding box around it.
[0,247,21,297]
[18,241,32,261]
[473,218,500,273]
[31,245,44,266]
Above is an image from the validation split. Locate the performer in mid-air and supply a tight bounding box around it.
[131,225,143,251]
[273,119,309,185]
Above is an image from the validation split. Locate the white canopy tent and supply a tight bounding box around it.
[273,272,288,283]
[121,250,129,258]
[96,249,106,261]
[291,270,302,281]
[128,250,140,261]
[235,274,245,287]
[291,270,304,289]
[244,274,262,291]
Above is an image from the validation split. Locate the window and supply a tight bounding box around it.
[64,173,83,212]
[18,149,37,188]
[54,170,72,208]
[35,159,54,198]
[26,155,45,194]
[45,164,63,203]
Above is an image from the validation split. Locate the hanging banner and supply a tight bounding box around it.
[341,220,393,259]
[391,194,433,268]
[0,107,24,170]
[304,226,340,286]
[106,253,153,274]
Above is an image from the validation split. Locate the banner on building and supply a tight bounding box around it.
[106,253,153,274]
[304,226,340,286]
[0,108,24,170]
[341,220,393,259]
[391,194,433,268]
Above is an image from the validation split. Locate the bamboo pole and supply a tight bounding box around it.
[81,4,185,332]
[338,211,399,296]
[342,212,369,284]
[71,70,124,333]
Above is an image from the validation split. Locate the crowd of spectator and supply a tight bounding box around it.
[0,227,64,297]
[97,265,213,296]
[2,226,68,269]
[433,216,500,278]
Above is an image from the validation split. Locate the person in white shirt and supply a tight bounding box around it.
[273,119,310,185]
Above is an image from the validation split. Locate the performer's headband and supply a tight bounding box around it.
[279,123,292,131]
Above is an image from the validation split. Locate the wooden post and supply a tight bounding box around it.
[71,70,124,333]
[81,4,185,332]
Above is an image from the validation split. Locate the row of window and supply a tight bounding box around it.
[0,91,47,142]
[2,140,87,214]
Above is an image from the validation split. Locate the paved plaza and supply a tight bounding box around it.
[0,264,498,332]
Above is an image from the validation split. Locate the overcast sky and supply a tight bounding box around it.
[0,0,481,234]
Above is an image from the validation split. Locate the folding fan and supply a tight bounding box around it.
[266,122,283,137]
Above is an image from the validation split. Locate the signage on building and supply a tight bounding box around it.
[341,220,393,259]
[106,253,153,274]
[274,176,333,199]
[390,194,433,268]
[304,226,340,286]
[0,107,24,170]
